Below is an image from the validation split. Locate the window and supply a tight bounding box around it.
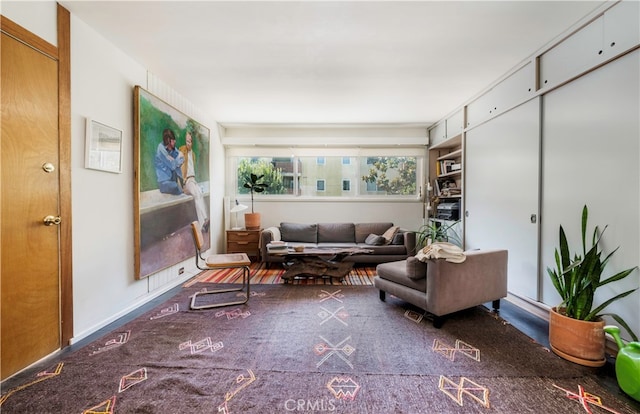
[360,156,417,195]
[231,154,421,199]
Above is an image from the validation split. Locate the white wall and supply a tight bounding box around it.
[69,17,225,342]
[242,200,424,233]
[3,3,224,344]
[1,1,58,45]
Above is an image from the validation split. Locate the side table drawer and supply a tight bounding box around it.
[227,241,259,252]
[226,229,261,260]
[227,231,260,242]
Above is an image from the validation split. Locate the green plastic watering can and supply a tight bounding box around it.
[604,325,640,402]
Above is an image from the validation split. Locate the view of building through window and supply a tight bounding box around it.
[235,156,419,197]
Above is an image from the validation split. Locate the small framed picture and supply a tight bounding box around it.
[85,118,123,173]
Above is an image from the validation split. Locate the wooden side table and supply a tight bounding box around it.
[226,229,261,261]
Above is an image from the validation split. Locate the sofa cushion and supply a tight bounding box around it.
[280,222,317,243]
[356,243,407,255]
[318,223,355,243]
[355,223,394,243]
[365,234,386,246]
[376,260,426,291]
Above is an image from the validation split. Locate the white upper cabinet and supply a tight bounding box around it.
[604,0,640,59]
[538,17,603,90]
[429,121,447,146]
[539,0,639,91]
[446,109,464,139]
[466,62,534,128]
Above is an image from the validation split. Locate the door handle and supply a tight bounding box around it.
[43,215,62,226]
[42,162,55,173]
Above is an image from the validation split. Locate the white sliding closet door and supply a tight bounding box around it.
[465,99,540,300]
[540,50,639,338]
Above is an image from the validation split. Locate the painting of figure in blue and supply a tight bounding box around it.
[134,86,210,279]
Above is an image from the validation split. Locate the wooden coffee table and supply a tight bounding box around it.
[267,247,372,283]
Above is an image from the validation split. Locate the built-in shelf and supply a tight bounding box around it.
[437,170,462,179]
[429,131,463,221]
[437,149,462,161]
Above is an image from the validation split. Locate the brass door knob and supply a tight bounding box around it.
[43,215,62,226]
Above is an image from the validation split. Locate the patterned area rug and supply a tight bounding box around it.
[2,284,638,413]
[184,262,377,286]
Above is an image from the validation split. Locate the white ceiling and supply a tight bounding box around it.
[60,1,604,126]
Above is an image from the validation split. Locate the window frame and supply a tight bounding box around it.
[226,147,426,202]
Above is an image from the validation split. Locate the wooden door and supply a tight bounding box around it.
[1,32,61,380]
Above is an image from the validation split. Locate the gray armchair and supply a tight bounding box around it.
[374,249,508,328]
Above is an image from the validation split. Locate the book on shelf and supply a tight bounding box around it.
[435,177,458,197]
[441,187,462,197]
[438,160,457,175]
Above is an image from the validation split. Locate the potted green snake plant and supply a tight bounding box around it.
[547,205,638,366]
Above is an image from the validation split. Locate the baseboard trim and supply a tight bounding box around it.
[69,272,194,345]
[505,292,550,321]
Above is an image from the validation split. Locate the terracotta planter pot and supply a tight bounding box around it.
[244,212,261,230]
[549,306,606,367]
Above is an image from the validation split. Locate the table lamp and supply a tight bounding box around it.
[230,200,248,230]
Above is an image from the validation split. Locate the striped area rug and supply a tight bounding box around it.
[184,262,377,286]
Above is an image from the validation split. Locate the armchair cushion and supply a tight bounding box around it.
[376,259,427,291]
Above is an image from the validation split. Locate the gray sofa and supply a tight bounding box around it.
[374,249,508,327]
[260,222,416,266]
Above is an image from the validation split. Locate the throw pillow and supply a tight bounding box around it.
[364,233,386,246]
[406,256,427,279]
[381,226,399,245]
[391,232,404,245]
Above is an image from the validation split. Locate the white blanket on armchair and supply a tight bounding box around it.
[416,242,466,263]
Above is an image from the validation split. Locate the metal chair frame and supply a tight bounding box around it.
[189,221,251,310]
